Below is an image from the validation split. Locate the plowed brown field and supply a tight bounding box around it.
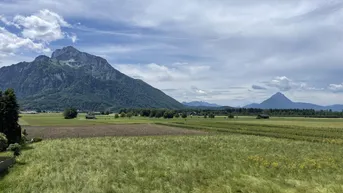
[24,124,206,139]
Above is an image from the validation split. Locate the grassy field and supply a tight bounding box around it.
[19,113,343,128]
[1,114,343,192]
[20,114,343,144]
[2,135,343,193]
[157,119,343,145]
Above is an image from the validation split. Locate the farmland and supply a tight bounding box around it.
[1,114,343,192]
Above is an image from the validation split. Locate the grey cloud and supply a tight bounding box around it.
[263,76,325,92]
[252,85,267,90]
[131,75,144,79]
[284,1,343,22]
[161,88,178,92]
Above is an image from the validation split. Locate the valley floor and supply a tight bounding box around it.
[1,114,343,193]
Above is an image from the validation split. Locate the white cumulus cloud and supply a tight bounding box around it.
[263,76,324,92]
[266,76,293,91]
[66,33,78,43]
[0,27,50,57]
[0,9,77,58]
[191,86,208,95]
[328,83,343,92]
[13,9,71,42]
[0,15,20,28]
[115,63,210,83]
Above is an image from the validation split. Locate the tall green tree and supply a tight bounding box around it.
[63,108,78,119]
[0,91,3,135]
[0,89,22,144]
[181,112,188,119]
[163,110,174,119]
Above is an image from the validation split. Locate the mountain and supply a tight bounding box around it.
[244,103,260,109]
[0,46,183,110]
[182,101,221,107]
[244,92,343,111]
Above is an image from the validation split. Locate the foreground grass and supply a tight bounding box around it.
[1,135,343,193]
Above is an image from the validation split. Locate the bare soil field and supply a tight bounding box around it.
[23,124,206,139]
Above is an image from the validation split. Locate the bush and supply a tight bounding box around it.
[181,113,187,119]
[20,129,28,145]
[174,113,180,118]
[63,108,78,119]
[0,133,8,151]
[20,133,27,145]
[228,114,235,119]
[23,129,28,136]
[127,112,133,118]
[140,109,150,117]
[149,110,157,118]
[155,110,164,118]
[163,111,174,119]
[7,143,21,157]
[119,108,127,114]
[120,112,126,118]
[101,111,110,115]
[204,114,208,119]
[114,114,119,119]
[209,113,215,119]
[31,137,43,143]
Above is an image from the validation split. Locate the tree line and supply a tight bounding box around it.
[116,108,343,118]
[118,108,187,119]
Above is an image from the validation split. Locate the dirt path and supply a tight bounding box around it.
[23,124,206,139]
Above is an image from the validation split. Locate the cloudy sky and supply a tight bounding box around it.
[1,0,343,106]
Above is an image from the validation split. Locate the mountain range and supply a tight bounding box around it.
[182,101,221,108]
[244,92,343,111]
[3,47,341,112]
[0,46,183,111]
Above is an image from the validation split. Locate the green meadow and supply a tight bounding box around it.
[1,114,343,192]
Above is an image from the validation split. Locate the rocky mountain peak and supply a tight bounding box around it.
[51,46,82,61]
[269,92,292,102]
[50,46,112,75]
[34,55,50,62]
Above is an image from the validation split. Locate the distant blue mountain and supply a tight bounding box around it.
[182,101,221,108]
[244,92,343,111]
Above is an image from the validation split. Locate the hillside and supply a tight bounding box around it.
[182,101,221,108]
[244,92,343,111]
[0,46,183,110]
